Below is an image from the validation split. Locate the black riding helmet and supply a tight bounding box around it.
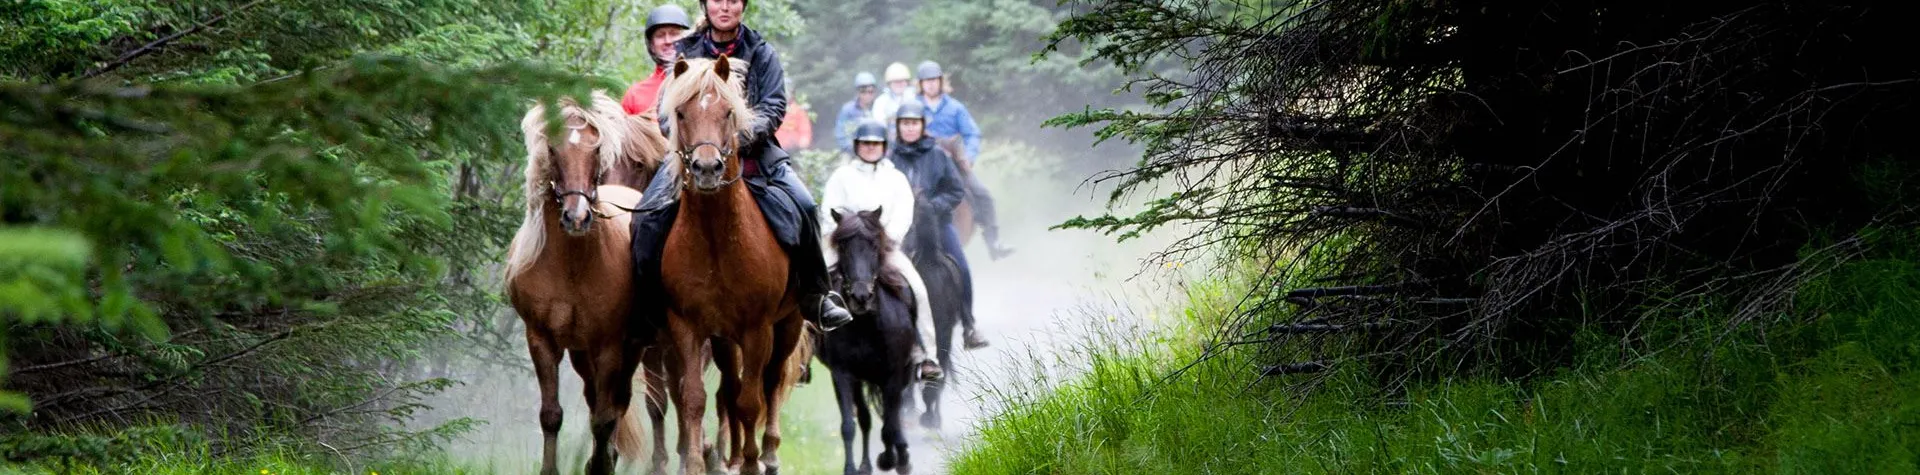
[853,121,889,144]
[644,5,692,39]
[894,102,927,122]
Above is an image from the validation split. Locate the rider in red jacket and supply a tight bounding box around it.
[620,5,691,116]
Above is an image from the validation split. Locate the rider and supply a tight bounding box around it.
[833,72,879,154]
[820,120,944,381]
[631,0,855,334]
[870,62,914,127]
[914,60,1016,260]
[889,102,991,350]
[774,77,813,151]
[620,4,691,116]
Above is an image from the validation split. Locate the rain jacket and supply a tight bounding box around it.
[670,25,790,171]
[819,157,935,340]
[887,136,967,221]
[917,94,983,162]
[621,67,670,116]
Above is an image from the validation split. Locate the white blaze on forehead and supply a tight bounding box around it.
[700,93,713,109]
[568,129,582,144]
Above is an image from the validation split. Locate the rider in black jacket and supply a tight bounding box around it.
[631,0,854,336]
[889,102,991,350]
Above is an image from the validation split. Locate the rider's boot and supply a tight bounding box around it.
[984,224,1016,261]
[910,344,943,381]
[812,292,854,332]
[963,327,990,350]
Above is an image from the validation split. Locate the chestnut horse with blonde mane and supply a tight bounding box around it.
[504,91,667,475]
[653,57,809,475]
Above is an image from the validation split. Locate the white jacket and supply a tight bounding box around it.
[819,157,936,347]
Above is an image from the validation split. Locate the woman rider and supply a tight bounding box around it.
[820,120,944,381]
[888,102,991,350]
[630,0,855,337]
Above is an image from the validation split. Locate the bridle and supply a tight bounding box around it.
[674,92,744,189]
[548,122,606,209]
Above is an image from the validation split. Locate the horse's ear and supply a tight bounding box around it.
[673,60,690,77]
[713,56,731,81]
[871,206,884,221]
[830,208,845,224]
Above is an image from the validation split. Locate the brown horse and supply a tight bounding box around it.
[937,136,978,247]
[505,91,667,475]
[656,57,809,475]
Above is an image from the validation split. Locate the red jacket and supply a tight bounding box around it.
[775,103,812,150]
[621,67,670,116]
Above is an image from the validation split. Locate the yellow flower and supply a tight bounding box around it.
[260,470,270,475]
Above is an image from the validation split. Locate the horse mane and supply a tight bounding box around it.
[660,57,756,134]
[831,211,911,298]
[504,91,631,287]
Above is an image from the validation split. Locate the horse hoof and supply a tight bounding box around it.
[876,451,896,471]
[920,411,941,430]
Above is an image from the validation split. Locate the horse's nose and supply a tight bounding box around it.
[691,156,724,177]
[561,204,593,235]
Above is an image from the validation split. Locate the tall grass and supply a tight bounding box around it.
[950,229,1920,474]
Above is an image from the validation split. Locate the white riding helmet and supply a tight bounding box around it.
[883,62,911,83]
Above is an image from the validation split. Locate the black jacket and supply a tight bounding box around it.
[888,137,966,218]
[673,25,790,170]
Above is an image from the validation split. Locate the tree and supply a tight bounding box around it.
[0,0,628,463]
[1049,0,1920,390]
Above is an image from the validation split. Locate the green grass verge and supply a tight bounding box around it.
[950,234,1920,474]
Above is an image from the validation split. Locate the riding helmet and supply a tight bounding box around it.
[853,121,889,144]
[894,102,928,122]
[884,62,912,83]
[916,60,943,80]
[644,5,692,38]
[854,72,877,90]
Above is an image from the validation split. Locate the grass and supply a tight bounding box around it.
[948,233,1920,474]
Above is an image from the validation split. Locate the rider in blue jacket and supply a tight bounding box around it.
[834,72,879,154]
[914,61,1015,260]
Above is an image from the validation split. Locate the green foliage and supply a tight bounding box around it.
[0,0,650,466]
[951,230,1920,474]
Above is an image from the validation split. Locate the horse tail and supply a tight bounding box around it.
[612,405,646,460]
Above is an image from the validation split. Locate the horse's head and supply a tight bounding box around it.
[663,57,755,193]
[829,207,898,315]
[521,92,626,237]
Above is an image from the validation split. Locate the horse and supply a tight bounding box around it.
[900,188,972,431]
[819,208,920,475]
[655,57,809,475]
[937,136,977,247]
[504,91,664,475]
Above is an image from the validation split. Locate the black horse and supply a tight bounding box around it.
[901,203,971,430]
[820,208,918,475]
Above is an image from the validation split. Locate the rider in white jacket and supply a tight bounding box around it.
[820,120,942,381]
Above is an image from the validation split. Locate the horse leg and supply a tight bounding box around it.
[853,381,874,475]
[733,326,775,475]
[830,369,861,475]
[666,318,709,475]
[644,347,672,475]
[758,315,804,475]
[921,318,955,430]
[527,328,566,475]
[879,386,912,475]
[583,346,634,475]
[710,338,741,471]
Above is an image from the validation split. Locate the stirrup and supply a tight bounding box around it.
[816,292,853,332]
